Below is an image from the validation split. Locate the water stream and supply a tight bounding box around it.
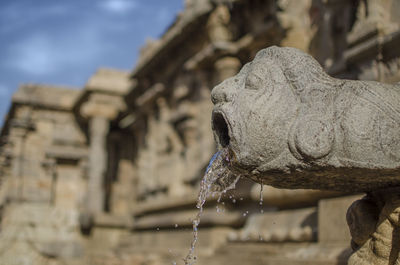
[259,180,264,214]
[183,148,240,265]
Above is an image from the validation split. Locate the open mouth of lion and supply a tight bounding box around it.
[212,111,231,148]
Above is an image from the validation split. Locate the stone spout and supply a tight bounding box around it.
[211,46,400,193]
[210,46,400,265]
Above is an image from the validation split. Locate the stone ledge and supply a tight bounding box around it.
[12,84,81,111]
[133,208,245,230]
[132,193,243,217]
[345,30,400,64]
[206,242,352,265]
[230,207,317,243]
[328,30,400,76]
[94,213,133,229]
[85,68,131,95]
[45,146,88,161]
[117,227,232,252]
[133,195,198,216]
[250,185,348,209]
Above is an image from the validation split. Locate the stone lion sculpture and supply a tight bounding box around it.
[211,46,400,192]
[210,46,400,265]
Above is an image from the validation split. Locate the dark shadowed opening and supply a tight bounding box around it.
[213,112,230,147]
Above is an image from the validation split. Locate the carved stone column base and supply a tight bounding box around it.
[347,188,400,265]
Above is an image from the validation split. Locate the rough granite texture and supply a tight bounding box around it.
[211,46,400,265]
[211,46,400,192]
[346,189,400,265]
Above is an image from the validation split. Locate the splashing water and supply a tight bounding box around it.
[183,148,240,265]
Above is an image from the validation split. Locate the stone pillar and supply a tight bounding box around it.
[8,121,31,201]
[42,158,56,205]
[81,99,120,214]
[11,128,27,179]
[87,116,109,213]
[207,4,241,84]
[214,57,242,83]
[207,4,232,43]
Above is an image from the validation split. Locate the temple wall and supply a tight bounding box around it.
[0,85,89,264]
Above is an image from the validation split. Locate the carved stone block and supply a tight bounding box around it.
[211,46,400,192]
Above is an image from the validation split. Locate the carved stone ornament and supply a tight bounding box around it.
[346,187,400,265]
[211,46,400,193]
[211,46,400,265]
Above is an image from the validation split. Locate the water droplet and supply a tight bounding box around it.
[259,181,264,213]
[156,227,160,231]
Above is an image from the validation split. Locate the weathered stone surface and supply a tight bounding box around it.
[46,146,88,161]
[346,197,380,247]
[51,116,87,146]
[277,0,312,51]
[85,68,131,95]
[133,208,245,230]
[12,84,81,111]
[250,184,346,208]
[346,189,400,265]
[348,0,398,47]
[117,227,232,252]
[0,203,83,262]
[94,213,132,229]
[205,242,351,265]
[54,164,85,209]
[230,207,317,243]
[132,194,198,215]
[136,88,215,201]
[211,46,400,192]
[86,116,109,214]
[1,1,400,265]
[80,100,122,120]
[38,240,84,258]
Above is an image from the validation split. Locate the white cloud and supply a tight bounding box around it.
[0,3,70,34]
[9,35,53,75]
[99,0,137,13]
[8,28,108,76]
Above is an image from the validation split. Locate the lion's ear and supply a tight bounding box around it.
[289,115,335,161]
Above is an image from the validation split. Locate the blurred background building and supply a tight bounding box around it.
[0,0,399,264]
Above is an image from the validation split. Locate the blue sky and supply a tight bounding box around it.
[0,0,183,124]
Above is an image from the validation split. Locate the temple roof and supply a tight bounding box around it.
[12,84,81,111]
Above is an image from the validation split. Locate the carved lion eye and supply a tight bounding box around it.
[245,72,263,90]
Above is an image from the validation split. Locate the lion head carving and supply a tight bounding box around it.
[211,46,400,192]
